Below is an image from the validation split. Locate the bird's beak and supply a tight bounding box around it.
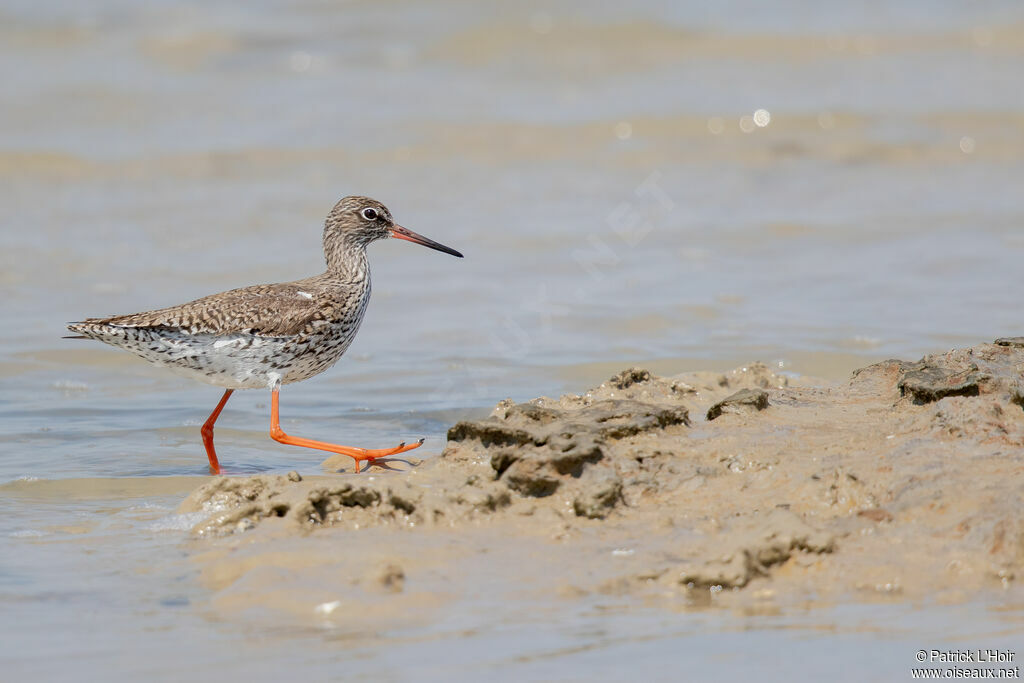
[390,224,464,258]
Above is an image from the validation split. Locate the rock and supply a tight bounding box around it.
[995,337,1024,348]
[447,395,689,499]
[706,388,769,421]
[451,400,689,447]
[898,362,982,403]
[609,367,652,389]
[446,421,536,448]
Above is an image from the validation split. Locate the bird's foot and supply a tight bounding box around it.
[270,388,427,473]
[352,438,425,472]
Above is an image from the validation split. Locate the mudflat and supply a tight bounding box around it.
[179,339,1024,627]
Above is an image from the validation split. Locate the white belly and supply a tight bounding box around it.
[111,327,356,389]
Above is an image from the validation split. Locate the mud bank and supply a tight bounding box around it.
[180,340,1024,624]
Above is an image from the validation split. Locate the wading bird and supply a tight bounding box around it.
[67,196,462,473]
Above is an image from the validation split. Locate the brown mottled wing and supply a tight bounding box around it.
[81,281,339,337]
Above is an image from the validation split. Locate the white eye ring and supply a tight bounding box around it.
[361,208,379,221]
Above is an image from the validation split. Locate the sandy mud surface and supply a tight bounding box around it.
[180,339,1024,628]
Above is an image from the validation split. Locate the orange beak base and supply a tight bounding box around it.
[390,224,463,258]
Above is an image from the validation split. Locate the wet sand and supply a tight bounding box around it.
[178,339,1024,632]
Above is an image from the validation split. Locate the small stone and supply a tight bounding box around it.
[994,337,1024,348]
[287,470,302,482]
[707,388,770,421]
[609,367,651,389]
[898,363,981,403]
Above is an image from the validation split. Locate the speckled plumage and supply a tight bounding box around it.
[67,195,454,390]
[67,195,462,474]
[67,272,371,389]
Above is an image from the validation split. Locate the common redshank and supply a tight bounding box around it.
[66,196,462,474]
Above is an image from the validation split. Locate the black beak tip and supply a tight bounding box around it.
[426,242,463,258]
[390,225,464,259]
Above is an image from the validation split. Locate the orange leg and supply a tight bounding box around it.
[269,387,423,472]
[201,389,233,475]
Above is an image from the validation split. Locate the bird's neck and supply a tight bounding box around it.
[324,240,370,282]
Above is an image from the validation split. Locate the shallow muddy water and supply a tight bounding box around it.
[2,0,1023,679]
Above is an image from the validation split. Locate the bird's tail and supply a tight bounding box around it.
[64,322,94,340]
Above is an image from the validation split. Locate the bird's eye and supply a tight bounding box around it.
[361,208,378,221]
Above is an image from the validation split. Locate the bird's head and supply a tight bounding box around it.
[324,196,463,267]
